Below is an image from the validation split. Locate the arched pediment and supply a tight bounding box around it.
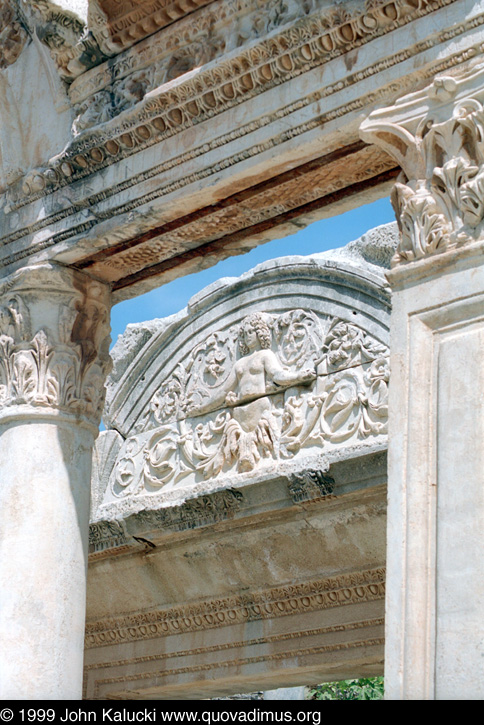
[94,223,395,519]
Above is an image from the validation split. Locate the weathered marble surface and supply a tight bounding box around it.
[0,0,479,301]
[0,263,111,700]
[2,0,484,703]
[92,223,395,521]
[84,227,393,699]
[363,64,484,700]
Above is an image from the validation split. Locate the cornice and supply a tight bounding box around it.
[88,488,244,556]
[85,567,386,648]
[89,0,216,55]
[0,38,477,276]
[19,0,106,79]
[8,0,462,209]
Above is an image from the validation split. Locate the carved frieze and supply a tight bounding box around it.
[21,0,106,78]
[85,566,386,647]
[89,0,216,55]
[89,520,128,553]
[288,469,335,503]
[88,490,243,555]
[11,0,459,205]
[129,489,244,534]
[82,143,395,284]
[0,264,111,430]
[71,0,459,130]
[105,309,388,503]
[72,0,361,120]
[361,62,484,266]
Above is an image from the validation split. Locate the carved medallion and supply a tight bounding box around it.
[106,308,388,502]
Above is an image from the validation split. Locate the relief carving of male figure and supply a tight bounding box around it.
[190,312,316,473]
[111,309,389,500]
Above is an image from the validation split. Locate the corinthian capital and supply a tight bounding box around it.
[360,62,484,267]
[0,264,111,432]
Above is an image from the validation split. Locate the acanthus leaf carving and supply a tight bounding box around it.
[129,488,244,535]
[0,265,111,430]
[323,317,387,371]
[288,468,335,503]
[108,309,388,502]
[361,65,484,266]
[391,181,451,262]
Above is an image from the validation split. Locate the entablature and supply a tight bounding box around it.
[0,0,479,300]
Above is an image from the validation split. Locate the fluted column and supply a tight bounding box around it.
[0,263,111,700]
[361,64,484,700]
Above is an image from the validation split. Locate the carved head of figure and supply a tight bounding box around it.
[238,313,271,355]
[0,298,22,343]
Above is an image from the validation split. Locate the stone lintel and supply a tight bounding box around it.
[89,449,387,557]
[85,483,387,699]
[1,0,480,298]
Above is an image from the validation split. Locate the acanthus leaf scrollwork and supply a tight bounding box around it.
[109,309,389,501]
[0,268,111,428]
[362,69,484,265]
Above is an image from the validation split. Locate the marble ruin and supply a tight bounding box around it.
[0,0,483,701]
[86,230,391,698]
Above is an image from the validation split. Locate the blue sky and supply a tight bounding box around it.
[110,196,395,346]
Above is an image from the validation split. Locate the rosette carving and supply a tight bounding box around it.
[108,310,388,501]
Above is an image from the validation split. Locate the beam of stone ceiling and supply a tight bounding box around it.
[75,142,398,294]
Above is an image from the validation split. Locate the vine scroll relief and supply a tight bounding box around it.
[107,309,389,502]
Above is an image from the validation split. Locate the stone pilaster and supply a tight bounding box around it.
[361,62,484,700]
[0,263,111,700]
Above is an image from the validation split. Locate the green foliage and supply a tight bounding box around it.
[309,677,384,700]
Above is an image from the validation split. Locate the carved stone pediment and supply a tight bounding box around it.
[108,310,387,501]
[93,227,394,519]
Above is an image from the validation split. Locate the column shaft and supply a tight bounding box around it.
[0,263,111,699]
[0,423,94,699]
